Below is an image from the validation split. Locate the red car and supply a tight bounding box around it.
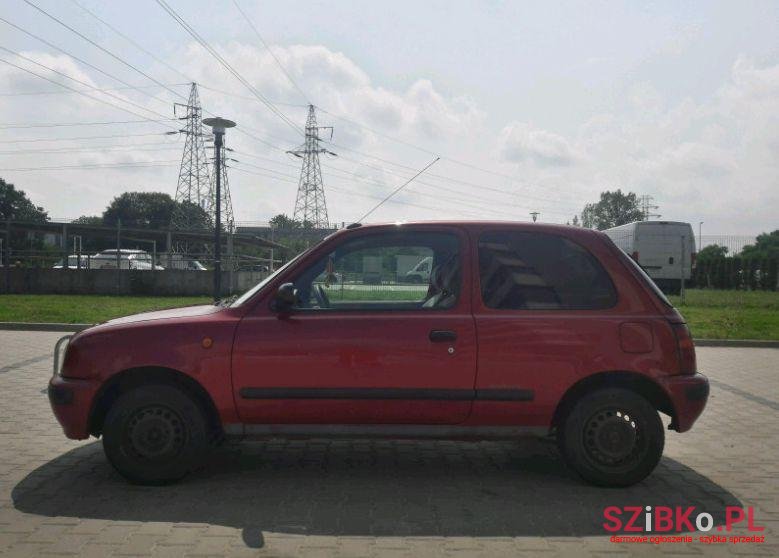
[49,222,708,486]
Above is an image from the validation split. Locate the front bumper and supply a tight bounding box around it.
[48,375,99,439]
[658,373,709,432]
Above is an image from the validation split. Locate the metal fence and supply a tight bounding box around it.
[603,230,776,293]
[0,218,286,271]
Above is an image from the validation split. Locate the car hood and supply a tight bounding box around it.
[97,304,222,327]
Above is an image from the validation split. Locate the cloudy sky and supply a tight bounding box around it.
[1,0,777,234]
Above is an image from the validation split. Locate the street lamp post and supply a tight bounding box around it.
[203,117,236,301]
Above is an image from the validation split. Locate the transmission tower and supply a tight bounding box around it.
[288,105,336,228]
[639,195,661,220]
[217,141,235,234]
[171,83,213,234]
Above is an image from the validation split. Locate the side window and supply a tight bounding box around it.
[478,231,616,310]
[292,231,461,311]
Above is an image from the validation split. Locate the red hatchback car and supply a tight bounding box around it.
[49,222,708,486]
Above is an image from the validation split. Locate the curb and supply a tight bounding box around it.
[0,322,92,332]
[694,339,779,348]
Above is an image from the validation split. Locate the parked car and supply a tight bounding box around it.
[49,222,708,486]
[603,221,696,294]
[91,249,164,270]
[165,254,207,271]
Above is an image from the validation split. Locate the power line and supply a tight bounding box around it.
[316,105,584,202]
[197,83,307,106]
[230,0,310,103]
[0,160,179,171]
[0,119,176,129]
[321,161,570,218]
[0,15,177,107]
[0,83,187,96]
[68,0,194,84]
[0,55,178,128]
[228,163,496,220]
[0,132,176,144]
[233,143,571,219]
[22,0,187,102]
[0,144,180,155]
[154,0,302,136]
[325,140,585,210]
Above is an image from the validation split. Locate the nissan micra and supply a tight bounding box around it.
[49,222,709,486]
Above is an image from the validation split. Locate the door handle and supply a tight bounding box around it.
[429,330,457,343]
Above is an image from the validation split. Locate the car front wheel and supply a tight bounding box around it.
[102,384,209,485]
[558,388,664,487]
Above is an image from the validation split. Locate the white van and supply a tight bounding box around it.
[603,221,696,293]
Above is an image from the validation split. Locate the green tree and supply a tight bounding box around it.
[102,192,209,230]
[0,178,48,222]
[581,190,644,230]
[72,215,103,226]
[697,244,728,261]
[269,213,301,229]
[741,230,779,260]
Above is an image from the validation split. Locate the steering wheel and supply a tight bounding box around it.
[313,284,330,309]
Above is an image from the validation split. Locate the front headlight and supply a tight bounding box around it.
[52,335,73,378]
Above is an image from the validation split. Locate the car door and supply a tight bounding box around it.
[471,228,622,427]
[231,226,477,425]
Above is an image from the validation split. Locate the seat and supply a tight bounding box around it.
[422,254,459,309]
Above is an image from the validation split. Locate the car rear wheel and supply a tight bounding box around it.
[558,388,664,487]
[102,385,209,485]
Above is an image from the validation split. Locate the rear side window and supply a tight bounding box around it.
[613,243,673,308]
[478,231,617,310]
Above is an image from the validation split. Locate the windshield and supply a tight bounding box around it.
[230,249,310,307]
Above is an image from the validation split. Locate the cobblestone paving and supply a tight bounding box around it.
[0,330,776,557]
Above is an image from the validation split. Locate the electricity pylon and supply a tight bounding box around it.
[217,141,235,234]
[639,195,661,220]
[288,104,336,228]
[171,83,213,235]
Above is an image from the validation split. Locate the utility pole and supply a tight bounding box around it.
[203,117,236,301]
[530,211,540,222]
[288,105,336,229]
[639,195,660,221]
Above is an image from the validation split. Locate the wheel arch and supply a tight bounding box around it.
[551,371,675,432]
[88,366,223,440]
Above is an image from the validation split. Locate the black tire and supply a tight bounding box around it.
[557,388,664,487]
[102,384,209,485]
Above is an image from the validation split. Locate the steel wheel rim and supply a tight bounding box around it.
[583,408,643,468]
[125,404,186,460]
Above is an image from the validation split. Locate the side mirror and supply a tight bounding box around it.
[272,282,299,312]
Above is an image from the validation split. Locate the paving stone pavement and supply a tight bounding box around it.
[0,330,776,557]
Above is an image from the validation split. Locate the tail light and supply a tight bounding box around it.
[671,323,696,375]
[691,251,697,268]
[631,251,639,262]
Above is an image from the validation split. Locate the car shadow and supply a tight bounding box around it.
[13,438,740,546]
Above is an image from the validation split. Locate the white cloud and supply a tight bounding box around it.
[499,122,579,168]
[1,39,777,234]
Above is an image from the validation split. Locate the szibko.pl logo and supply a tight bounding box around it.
[603,506,764,534]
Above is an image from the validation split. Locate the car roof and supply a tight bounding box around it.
[337,220,604,240]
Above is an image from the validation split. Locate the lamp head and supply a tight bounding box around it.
[203,117,236,134]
